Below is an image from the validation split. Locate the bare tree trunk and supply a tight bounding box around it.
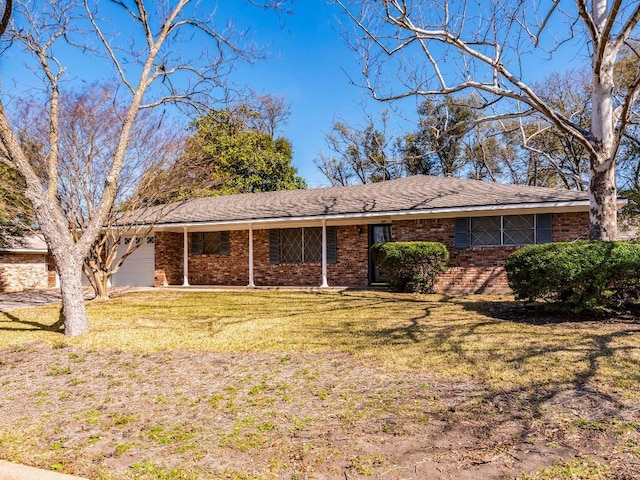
[96,270,110,300]
[589,157,617,240]
[589,32,618,241]
[55,253,89,337]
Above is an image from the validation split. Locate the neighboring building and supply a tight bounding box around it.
[0,234,56,293]
[112,175,602,294]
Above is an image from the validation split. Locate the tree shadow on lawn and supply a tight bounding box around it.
[0,309,65,333]
[441,297,640,464]
[459,295,640,325]
[320,293,640,475]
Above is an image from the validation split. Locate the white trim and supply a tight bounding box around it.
[182,228,189,286]
[321,220,328,288]
[248,225,255,287]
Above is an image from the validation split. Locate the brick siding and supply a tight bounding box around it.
[154,211,590,293]
[154,232,184,287]
[0,253,49,293]
[189,231,249,285]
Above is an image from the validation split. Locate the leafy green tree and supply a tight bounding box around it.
[400,95,479,177]
[140,103,306,204]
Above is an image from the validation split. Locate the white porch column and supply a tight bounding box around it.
[321,220,329,288]
[182,227,190,286]
[248,224,255,287]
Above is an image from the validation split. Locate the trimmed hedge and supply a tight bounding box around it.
[505,241,640,312]
[371,241,449,293]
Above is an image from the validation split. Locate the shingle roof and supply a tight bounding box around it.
[150,175,589,226]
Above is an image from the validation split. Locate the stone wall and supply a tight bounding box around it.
[154,211,591,293]
[0,253,49,293]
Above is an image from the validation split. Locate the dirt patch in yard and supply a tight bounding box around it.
[1,342,639,479]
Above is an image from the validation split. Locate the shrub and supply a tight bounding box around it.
[505,241,640,312]
[371,241,449,293]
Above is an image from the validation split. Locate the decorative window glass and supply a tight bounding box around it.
[466,214,541,247]
[503,215,535,245]
[191,231,230,255]
[303,227,323,263]
[470,217,502,246]
[271,227,335,264]
[280,228,303,263]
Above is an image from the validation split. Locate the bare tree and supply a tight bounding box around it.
[0,0,10,36]
[337,0,640,240]
[316,110,404,185]
[11,85,184,299]
[0,0,288,336]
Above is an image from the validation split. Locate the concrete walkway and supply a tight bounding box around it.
[0,460,88,480]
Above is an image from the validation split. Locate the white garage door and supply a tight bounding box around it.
[112,235,155,287]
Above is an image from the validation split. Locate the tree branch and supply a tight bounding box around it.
[0,0,11,36]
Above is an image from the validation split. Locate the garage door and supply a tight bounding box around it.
[112,235,155,287]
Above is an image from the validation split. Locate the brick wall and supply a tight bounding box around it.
[328,225,369,286]
[0,253,49,293]
[154,211,591,293]
[47,254,57,287]
[395,212,590,294]
[189,231,249,285]
[253,229,322,286]
[154,232,183,287]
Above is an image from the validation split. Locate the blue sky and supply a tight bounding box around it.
[224,0,399,187]
[1,1,587,189]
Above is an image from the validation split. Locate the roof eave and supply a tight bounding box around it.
[151,199,596,231]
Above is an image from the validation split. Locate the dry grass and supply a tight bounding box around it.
[1,290,639,479]
[3,290,640,394]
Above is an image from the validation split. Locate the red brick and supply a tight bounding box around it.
[154,212,591,293]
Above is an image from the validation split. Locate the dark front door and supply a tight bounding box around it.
[369,224,392,284]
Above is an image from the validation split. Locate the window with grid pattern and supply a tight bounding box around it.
[503,215,535,245]
[277,227,325,263]
[469,215,537,246]
[280,228,303,263]
[303,227,322,262]
[470,217,501,246]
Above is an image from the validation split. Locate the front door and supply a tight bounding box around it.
[369,224,392,284]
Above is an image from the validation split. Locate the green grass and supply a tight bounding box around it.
[2,290,639,394]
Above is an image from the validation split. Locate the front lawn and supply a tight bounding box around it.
[1,290,639,479]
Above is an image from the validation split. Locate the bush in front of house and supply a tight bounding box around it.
[371,241,449,293]
[505,241,640,312]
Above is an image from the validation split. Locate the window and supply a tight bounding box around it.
[455,214,552,247]
[269,227,337,264]
[191,231,230,255]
